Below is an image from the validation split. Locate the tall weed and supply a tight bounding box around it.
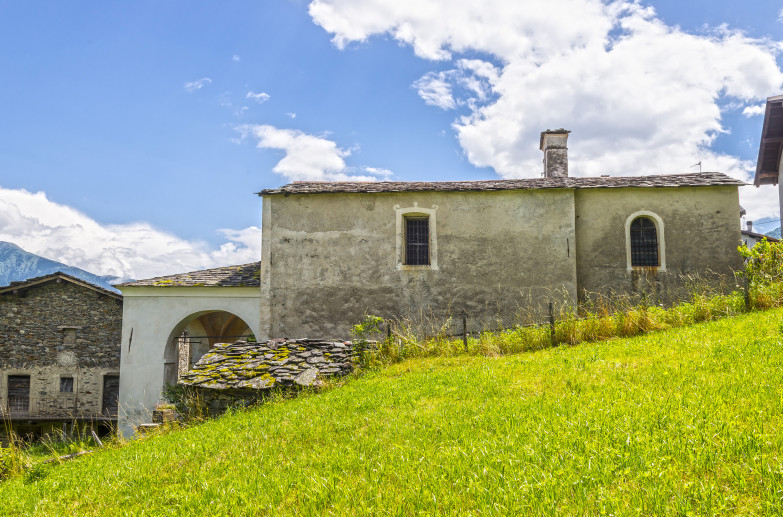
[373,244,783,364]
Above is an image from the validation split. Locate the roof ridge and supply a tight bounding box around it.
[258,172,744,196]
[0,271,122,299]
[117,262,261,288]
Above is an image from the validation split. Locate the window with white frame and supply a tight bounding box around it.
[625,211,666,271]
[395,203,438,270]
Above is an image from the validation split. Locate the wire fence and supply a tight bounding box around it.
[369,271,748,347]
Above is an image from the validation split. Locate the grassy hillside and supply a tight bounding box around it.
[2,309,783,515]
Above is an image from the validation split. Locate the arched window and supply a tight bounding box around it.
[630,216,659,267]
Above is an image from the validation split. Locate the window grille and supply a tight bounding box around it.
[405,217,430,265]
[60,377,74,393]
[630,217,659,267]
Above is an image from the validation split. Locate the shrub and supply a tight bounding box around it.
[739,238,783,286]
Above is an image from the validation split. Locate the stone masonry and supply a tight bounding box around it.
[178,338,359,414]
[0,273,122,436]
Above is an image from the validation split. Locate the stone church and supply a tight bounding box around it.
[116,129,744,434]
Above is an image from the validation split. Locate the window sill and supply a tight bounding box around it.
[397,264,439,271]
[627,266,666,272]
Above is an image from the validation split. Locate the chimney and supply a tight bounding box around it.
[540,129,570,178]
[747,221,753,233]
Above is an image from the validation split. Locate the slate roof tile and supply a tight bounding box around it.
[117,262,260,288]
[258,172,744,196]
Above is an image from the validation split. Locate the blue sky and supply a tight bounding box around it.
[0,0,782,280]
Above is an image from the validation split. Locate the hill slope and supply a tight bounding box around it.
[0,241,121,291]
[2,309,783,515]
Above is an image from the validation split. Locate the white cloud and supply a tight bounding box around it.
[286,112,297,119]
[233,54,241,62]
[238,124,383,182]
[0,186,261,281]
[246,91,271,103]
[413,72,456,109]
[309,0,783,221]
[184,77,212,92]
[413,60,498,110]
[363,166,394,178]
[742,104,766,117]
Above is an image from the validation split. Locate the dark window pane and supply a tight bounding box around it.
[102,375,120,417]
[630,217,659,267]
[405,217,430,265]
[60,377,74,393]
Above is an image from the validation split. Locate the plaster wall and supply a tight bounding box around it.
[574,186,743,298]
[117,287,260,436]
[261,189,578,339]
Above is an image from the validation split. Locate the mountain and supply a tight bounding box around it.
[766,227,781,239]
[0,241,123,292]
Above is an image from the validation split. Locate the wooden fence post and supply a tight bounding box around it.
[462,315,468,353]
[549,302,556,345]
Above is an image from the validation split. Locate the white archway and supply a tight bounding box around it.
[163,310,255,386]
[117,285,261,436]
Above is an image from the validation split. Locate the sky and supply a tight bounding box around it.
[0,0,782,281]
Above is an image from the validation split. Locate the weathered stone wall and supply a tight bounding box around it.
[178,339,359,414]
[0,281,122,368]
[0,365,119,418]
[0,280,122,420]
[574,186,744,299]
[260,189,578,339]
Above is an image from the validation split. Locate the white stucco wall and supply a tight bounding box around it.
[117,286,260,436]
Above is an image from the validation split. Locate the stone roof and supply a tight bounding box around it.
[117,262,260,288]
[0,271,122,300]
[179,339,356,390]
[742,230,780,242]
[258,172,744,196]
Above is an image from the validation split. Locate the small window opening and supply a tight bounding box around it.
[404,217,430,265]
[60,377,74,393]
[630,217,659,267]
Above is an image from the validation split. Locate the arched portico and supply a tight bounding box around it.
[116,284,261,436]
[163,310,255,386]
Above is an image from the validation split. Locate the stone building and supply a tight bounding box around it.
[257,130,743,338]
[117,129,745,435]
[0,272,122,441]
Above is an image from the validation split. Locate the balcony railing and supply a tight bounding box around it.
[2,396,116,421]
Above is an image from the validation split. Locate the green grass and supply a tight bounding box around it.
[2,309,783,515]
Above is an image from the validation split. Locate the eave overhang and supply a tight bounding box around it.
[755,94,783,187]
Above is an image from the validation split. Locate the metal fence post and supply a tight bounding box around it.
[549,302,555,345]
[462,315,468,353]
